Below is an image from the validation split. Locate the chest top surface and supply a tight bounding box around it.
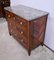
[4,5,48,20]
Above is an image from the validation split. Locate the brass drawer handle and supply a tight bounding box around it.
[20,22,23,25]
[8,15,10,18]
[20,31,23,34]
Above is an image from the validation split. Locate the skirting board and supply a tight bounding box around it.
[44,44,54,52]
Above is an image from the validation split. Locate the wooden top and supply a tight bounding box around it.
[4,5,49,20]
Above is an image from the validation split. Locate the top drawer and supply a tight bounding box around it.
[14,15,28,24]
[13,15,28,28]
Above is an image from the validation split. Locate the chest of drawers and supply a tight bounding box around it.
[5,5,48,55]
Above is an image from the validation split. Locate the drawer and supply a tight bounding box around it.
[15,22,28,31]
[16,35,29,49]
[12,16,28,29]
[18,36,28,44]
[15,25,28,38]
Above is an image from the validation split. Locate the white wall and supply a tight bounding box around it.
[10,0,54,51]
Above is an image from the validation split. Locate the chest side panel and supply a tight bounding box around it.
[31,15,48,49]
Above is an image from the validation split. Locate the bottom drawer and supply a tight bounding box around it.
[12,33,29,49]
[17,36,29,49]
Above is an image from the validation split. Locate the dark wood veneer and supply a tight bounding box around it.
[5,9,48,55]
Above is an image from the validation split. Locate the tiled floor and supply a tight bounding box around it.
[0,18,54,60]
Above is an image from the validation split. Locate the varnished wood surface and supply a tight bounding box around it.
[5,10,48,56]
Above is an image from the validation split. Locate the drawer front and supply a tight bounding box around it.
[15,21,28,31]
[13,32,29,49]
[13,16,28,29]
[18,36,28,46]
[20,37,28,49]
[15,25,28,38]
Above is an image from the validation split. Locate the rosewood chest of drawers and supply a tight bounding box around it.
[4,5,49,55]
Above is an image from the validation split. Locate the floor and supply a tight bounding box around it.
[0,18,54,60]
